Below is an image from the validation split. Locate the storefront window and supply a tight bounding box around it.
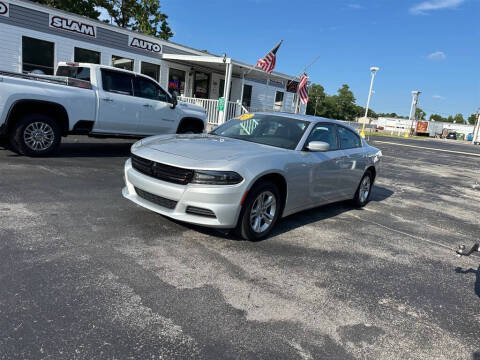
[274,91,284,111]
[112,55,134,71]
[22,36,54,75]
[168,68,186,96]
[141,62,160,82]
[194,71,210,99]
[242,85,252,108]
[74,47,100,64]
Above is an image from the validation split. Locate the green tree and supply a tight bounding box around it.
[446,115,454,123]
[415,107,426,120]
[429,114,446,122]
[100,0,173,39]
[306,84,326,116]
[453,113,465,124]
[32,0,101,19]
[468,113,478,125]
[335,84,357,121]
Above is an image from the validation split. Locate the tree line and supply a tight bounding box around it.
[306,83,477,125]
[32,0,173,40]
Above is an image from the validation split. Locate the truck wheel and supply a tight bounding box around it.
[10,114,61,156]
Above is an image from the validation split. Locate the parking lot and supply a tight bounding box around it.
[0,135,479,359]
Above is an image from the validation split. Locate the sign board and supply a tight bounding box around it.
[218,97,225,111]
[0,1,9,17]
[49,15,96,37]
[129,36,162,53]
[286,80,299,93]
[416,121,429,134]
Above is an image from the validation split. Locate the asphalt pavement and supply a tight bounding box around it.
[0,135,479,359]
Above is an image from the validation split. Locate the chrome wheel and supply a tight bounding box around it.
[250,191,277,233]
[359,176,371,203]
[23,122,55,151]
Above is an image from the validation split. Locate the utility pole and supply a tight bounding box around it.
[472,108,480,145]
[360,67,379,138]
[405,91,421,137]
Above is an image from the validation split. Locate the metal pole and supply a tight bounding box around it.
[314,96,318,116]
[472,109,480,145]
[405,91,420,137]
[360,67,379,138]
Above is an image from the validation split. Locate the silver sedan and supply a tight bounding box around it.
[123,113,382,241]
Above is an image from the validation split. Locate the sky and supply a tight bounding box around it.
[158,0,478,119]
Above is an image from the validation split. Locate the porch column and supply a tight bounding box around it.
[239,71,245,108]
[218,59,233,124]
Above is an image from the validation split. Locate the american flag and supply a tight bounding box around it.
[298,74,309,104]
[256,40,282,74]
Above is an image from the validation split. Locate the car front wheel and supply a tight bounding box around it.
[353,170,373,207]
[236,181,281,241]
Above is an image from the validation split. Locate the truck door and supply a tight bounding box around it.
[133,76,177,135]
[94,69,142,134]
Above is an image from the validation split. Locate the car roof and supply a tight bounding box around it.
[253,112,357,130]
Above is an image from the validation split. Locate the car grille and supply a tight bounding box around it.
[131,154,194,185]
[186,206,216,218]
[134,187,177,210]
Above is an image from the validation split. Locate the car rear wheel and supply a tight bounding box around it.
[235,181,281,241]
[10,114,61,156]
[353,170,373,207]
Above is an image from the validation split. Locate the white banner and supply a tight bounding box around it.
[129,36,162,54]
[0,1,9,17]
[49,14,96,38]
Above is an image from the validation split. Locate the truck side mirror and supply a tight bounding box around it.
[170,91,178,109]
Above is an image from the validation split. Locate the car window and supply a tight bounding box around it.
[306,123,338,151]
[337,126,361,149]
[56,66,91,82]
[101,69,133,96]
[134,76,169,102]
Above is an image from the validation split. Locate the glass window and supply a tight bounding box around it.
[242,85,252,108]
[74,47,100,64]
[112,55,134,71]
[194,71,210,98]
[101,69,133,96]
[337,126,362,149]
[211,114,309,150]
[56,66,91,82]
[141,62,160,82]
[274,91,284,111]
[168,68,186,95]
[306,123,338,151]
[22,36,54,75]
[134,76,169,102]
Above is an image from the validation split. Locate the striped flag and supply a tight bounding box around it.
[298,74,309,104]
[256,40,282,74]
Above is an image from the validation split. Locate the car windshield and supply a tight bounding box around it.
[210,114,309,150]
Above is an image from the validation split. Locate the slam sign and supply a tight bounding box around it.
[129,37,162,53]
[50,15,96,37]
[0,1,9,17]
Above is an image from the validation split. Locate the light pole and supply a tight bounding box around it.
[360,66,379,138]
[405,90,421,137]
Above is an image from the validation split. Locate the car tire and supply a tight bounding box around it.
[10,114,61,157]
[352,170,373,207]
[235,181,282,241]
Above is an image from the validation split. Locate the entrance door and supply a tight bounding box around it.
[194,72,210,98]
[95,69,141,134]
[242,84,252,109]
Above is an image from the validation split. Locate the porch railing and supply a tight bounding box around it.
[179,97,247,125]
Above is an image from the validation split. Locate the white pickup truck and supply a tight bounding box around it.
[0,62,207,156]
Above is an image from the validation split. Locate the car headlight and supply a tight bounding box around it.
[191,170,243,185]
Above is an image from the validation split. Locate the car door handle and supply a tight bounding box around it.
[102,98,113,102]
[143,104,153,108]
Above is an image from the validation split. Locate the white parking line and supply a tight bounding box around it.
[372,140,480,157]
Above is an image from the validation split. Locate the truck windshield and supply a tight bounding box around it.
[56,66,91,82]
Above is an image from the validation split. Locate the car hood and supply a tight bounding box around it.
[139,134,284,162]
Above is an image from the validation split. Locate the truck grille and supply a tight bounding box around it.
[131,154,194,185]
[134,187,177,210]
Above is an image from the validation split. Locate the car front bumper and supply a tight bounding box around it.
[122,158,246,228]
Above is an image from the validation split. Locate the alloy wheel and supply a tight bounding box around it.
[250,191,277,233]
[359,176,371,203]
[23,122,55,151]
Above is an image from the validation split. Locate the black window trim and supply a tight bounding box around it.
[22,36,55,75]
[303,122,340,152]
[100,68,134,96]
[336,124,363,150]
[74,46,101,64]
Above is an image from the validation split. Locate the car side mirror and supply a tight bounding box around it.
[170,91,178,109]
[307,141,330,152]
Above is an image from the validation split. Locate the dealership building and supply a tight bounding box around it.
[0,0,306,124]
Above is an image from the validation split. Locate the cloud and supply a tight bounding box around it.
[348,3,363,9]
[427,51,446,60]
[410,0,465,15]
[432,95,446,100]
